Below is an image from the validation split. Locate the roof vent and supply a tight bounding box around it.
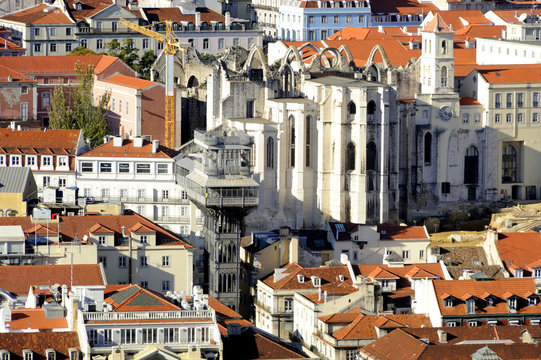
[133,136,143,147]
[339,275,345,282]
[297,274,304,283]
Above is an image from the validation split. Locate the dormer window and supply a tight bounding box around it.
[46,349,55,360]
[444,298,453,307]
[23,350,32,360]
[466,298,476,314]
[68,349,78,360]
[529,296,538,306]
[10,155,21,166]
[141,235,148,245]
[486,297,494,307]
[74,2,82,10]
[508,297,517,310]
[311,276,321,287]
[1,350,10,360]
[515,268,523,278]
[297,274,304,283]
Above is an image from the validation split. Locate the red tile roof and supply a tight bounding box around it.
[370,0,436,14]
[361,328,427,360]
[0,4,73,24]
[423,13,452,33]
[432,278,541,316]
[79,138,178,158]
[377,224,429,241]
[0,129,81,155]
[0,210,193,248]
[7,309,69,330]
[0,55,120,76]
[0,64,35,83]
[104,284,181,312]
[142,7,225,24]
[478,65,541,84]
[0,332,80,360]
[328,27,394,41]
[431,10,492,31]
[104,74,157,90]
[489,9,541,24]
[494,232,541,274]
[0,264,104,295]
[460,97,481,105]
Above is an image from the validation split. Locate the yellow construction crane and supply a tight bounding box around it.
[119,18,187,148]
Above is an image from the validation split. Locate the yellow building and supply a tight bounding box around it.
[0,167,37,217]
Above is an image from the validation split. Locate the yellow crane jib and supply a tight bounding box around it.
[118,18,189,149]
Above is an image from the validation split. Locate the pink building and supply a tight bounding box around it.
[94,74,166,143]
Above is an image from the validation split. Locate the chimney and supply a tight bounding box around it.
[61,284,68,307]
[152,140,159,153]
[225,12,231,27]
[340,253,349,264]
[10,121,15,130]
[121,226,126,237]
[103,136,108,144]
[16,125,21,131]
[195,12,201,27]
[323,290,327,303]
[378,25,384,33]
[113,136,124,147]
[318,287,322,302]
[133,136,143,147]
[437,330,447,343]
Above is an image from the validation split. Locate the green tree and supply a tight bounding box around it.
[134,50,157,80]
[69,46,96,55]
[47,62,111,148]
[106,38,138,68]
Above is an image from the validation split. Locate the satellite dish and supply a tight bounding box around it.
[518,13,528,22]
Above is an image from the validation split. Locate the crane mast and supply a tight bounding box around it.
[119,18,186,148]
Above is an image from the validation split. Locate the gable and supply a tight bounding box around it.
[88,4,138,20]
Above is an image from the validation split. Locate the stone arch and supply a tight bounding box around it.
[346,141,356,171]
[318,47,341,69]
[278,62,295,97]
[187,75,199,88]
[366,141,377,171]
[337,44,355,66]
[245,46,268,79]
[365,63,381,82]
[283,45,304,70]
[366,45,392,70]
[464,145,479,184]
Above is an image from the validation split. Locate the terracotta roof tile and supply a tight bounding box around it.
[104,284,181,312]
[0,264,104,295]
[431,10,492,31]
[370,0,436,14]
[7,308,69,330]
[0,55,118,76]
[377,224,429,240]
[494,232,541,274]
[360,328,427,360]
[104,74,157,90]
[460,97,482,105]
[0,332,80,360]
[423,13,452,33]
[142,7,224,24]
[368,267,401,279]
[79,138,178,158]
[0,4,73,24]
[88,222,114,233]
[0,129,81,155]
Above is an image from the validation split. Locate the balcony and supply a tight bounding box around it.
[82,309,215,322]
[89,195,190,205]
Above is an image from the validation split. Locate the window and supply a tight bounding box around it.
[289,115,295,167]
[118,256,127,268]
[34,28,40,36]
[535,269,541,278]
[101,188,109,199]
[467,299,476,314]
[464,146,479,184]
[121,329,136,344]
[162,190,169,200]
[98,256,107,268]
[158,42,163,50]
[162,280,170,292]
[2,351,10,360]
[140,235,148,244]
[232,38,239,46]
[495,114,501,123]
[441,66,447,87]
[20,85,29,94]
[137,189,145,199]
[136,163,151,173]
[419,250,425,259]
[118,163,129,173]
[446,321,456,327]
[346,15,352,23]
[43,176,50,187]
[468,320,478,327]
[81,162,93,172]
[424,132,432,164]
[534,92,539,107]
[358,15,364,23]
[346,350,359,360]
[112,98,115,111]
[157,163,169,174]
[126,101,129,115]
[266,137,274,168]
[96,39,103,50]
[502,144,518,183]
[218,38,224,49]
[181,191,188,200]
[23,351,32,360]
[34,43,41,52]
[140,281,148,289]
[142,38,149,49]
[99,162,112,173]
[402,250,410,259]
[462,113,469,123]
[162,255,170,267]
[66,27,71,36]
[334,15,339,24]
[308,16,314,24]
[164,328,179,344]
[161,206,168,219]
[529,296,537,306]
[50,27,56,36]
[50,43,56,52]
[203,38,209,49]
[119,99,122,113]
[321,15,327,23]
[98,236,106,245]
[140,256,148,267]
[20,102,28,121]
[42,156,51,167]
[58,177,66,187]
[27,156,35,166]
[495,93,501,108]
[508,297,517,309]
[81,39,87,48]
[366,141,377,171]
[345,142,355,171]
[518,113,524,123]
[535,113,539,123]
[283,297,293,312]
[11,156,20,166]
[518,93,524,107]
[506,113,512,123]
[507,93,512,108]
[305,116,311,167]
[321,29,327,39]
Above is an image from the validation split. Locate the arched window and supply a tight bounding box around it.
[346,142,356,171]
[187,75,199,88]
[424,132,432,165]
[464,146,479,184]
[366,141,376,171]
[441,66,448,87]
[266,137,274,168]
[502,145,517,183]
[305,116,311,167]
[441,40,447,55]
[289,115,295,167]
[348,101,356,115]
[367,100,376,115]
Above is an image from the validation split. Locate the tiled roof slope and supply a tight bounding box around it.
[494,232,541,274]
[361,328,427,360]
[104,284,181,311]
[0,129,80,154]
[0,210,193,248]
[142,7,225,23]
[7,308,69,330]
[0,55,119,75]
[0,264,104,295]
[432,278,541,316]
[0,332,80,360]
[403,325,528,344]
[79,138,178,158]
[377,224,429,240]
[0,64,35,83]
[0,4,73,24]
[104,74,157,90]
[423,13,452,33]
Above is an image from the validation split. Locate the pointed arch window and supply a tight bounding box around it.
[305,116,311,167]
[289,115,295,167]
[441,66,448,87]
[502,144,518,183]
[366,141,376,171]
[348,101,356,115]
[424,132,432,164]
[464,146,479,184]
[441,40,447,55]
[266,137,274,169]
[346,142,356,171]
